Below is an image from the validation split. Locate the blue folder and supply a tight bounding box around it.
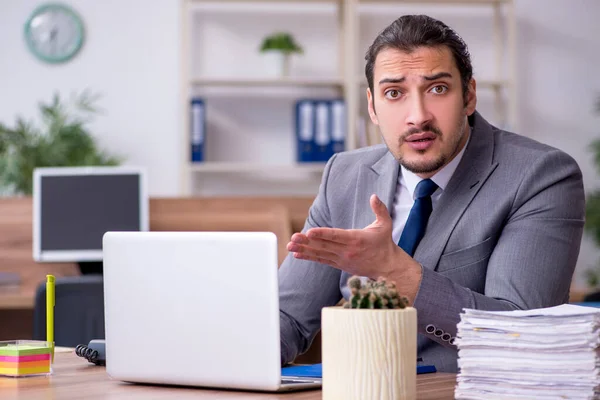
[282,363,436,378]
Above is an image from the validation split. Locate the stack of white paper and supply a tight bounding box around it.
[454,304,600,400]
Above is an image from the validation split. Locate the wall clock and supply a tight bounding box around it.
[24,3,85,64]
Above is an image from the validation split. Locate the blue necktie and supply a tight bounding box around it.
[398,179,438,256]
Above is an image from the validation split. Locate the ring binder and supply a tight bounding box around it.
[190,98,205,163]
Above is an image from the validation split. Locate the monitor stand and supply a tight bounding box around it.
[78,261,103,275]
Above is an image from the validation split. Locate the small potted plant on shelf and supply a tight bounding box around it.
[321,275,417,400]
[259,32,303,77]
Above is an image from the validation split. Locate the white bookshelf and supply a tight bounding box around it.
[189,162,326,173]
[191,77,344,87]
[360,0,509,3]
[180,0,516,196]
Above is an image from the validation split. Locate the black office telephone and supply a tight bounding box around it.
[75,339,106,366]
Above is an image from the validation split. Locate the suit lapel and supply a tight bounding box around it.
[413,112,499,271]
[352,151,399,229]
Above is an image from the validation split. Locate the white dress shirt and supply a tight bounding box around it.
[391,133,471,245]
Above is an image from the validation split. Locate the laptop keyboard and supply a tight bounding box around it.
[282,378,320,384]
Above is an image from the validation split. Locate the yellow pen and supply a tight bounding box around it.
[46,275,55,363]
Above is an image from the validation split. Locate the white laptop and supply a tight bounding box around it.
[102,231,321,392]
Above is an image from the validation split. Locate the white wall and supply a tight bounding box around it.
[0,0,598,285]
[0,0,182,197]
[513,0,600,287]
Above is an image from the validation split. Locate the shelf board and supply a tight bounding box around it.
[191,77,344,88]
[359,0,509,4]
[356,78,510,90]
[189,162,327,173]
[478,79,511,90]
[188,0,509,3]
[193,77,509,89]
[188,0,337,3]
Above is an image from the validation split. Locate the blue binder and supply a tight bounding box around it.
[330,99,346,156]
[313,100,331,162]
[295,99,315,163]
[281,362,437,378]
[190,98,205,162]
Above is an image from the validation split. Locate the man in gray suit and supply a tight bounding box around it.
[279,15,586,372]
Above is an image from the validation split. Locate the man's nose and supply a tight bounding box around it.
[405,95,433,128]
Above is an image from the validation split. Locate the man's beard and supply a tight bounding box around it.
[397,117,467,174]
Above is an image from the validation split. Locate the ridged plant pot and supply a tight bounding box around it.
[261,51,290,77]
[321,306,417,400]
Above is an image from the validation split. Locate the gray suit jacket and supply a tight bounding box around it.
[278,111,586,372]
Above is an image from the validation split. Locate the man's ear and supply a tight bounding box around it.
[367,88,379,125]
[465,78,477,115]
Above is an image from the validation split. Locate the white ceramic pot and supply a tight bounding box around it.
[321,306,417,400]
[261,51,290,77]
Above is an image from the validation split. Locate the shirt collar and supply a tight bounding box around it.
[400,128,471,200]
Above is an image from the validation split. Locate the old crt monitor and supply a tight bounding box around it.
[33,166,148,270]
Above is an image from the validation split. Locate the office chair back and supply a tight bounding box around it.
[33,275,105,347]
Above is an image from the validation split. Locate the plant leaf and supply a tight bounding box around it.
[0,90,121,195]
[585,190,600,248]
[590,139,600,176]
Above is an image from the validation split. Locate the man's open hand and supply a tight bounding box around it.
[287,194,420,283]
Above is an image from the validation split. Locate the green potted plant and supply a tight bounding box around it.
[0,90,122,196]
[321,276,417,400]
[581,96,600,295]
[584,149,600,291]
[259,32,303,77]
[585,139,600,252]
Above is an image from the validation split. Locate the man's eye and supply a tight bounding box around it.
[431,85,448,94]
[385,90,400,99]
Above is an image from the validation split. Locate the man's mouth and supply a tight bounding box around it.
[404,132,437,150]
[405,132,437,142]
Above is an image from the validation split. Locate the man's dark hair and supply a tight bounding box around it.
[365,15,473,103]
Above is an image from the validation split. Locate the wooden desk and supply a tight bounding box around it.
[1,351,458,399]
[0,196,312,312]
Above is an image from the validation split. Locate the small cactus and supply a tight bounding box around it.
[342,275,410,309]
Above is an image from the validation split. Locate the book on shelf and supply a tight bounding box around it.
[189,97,348,167]
[295,99,315,163]
[190,97,205,163]
[330,99,345,155]
[294,98,346,163]
[314,100,330,162]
